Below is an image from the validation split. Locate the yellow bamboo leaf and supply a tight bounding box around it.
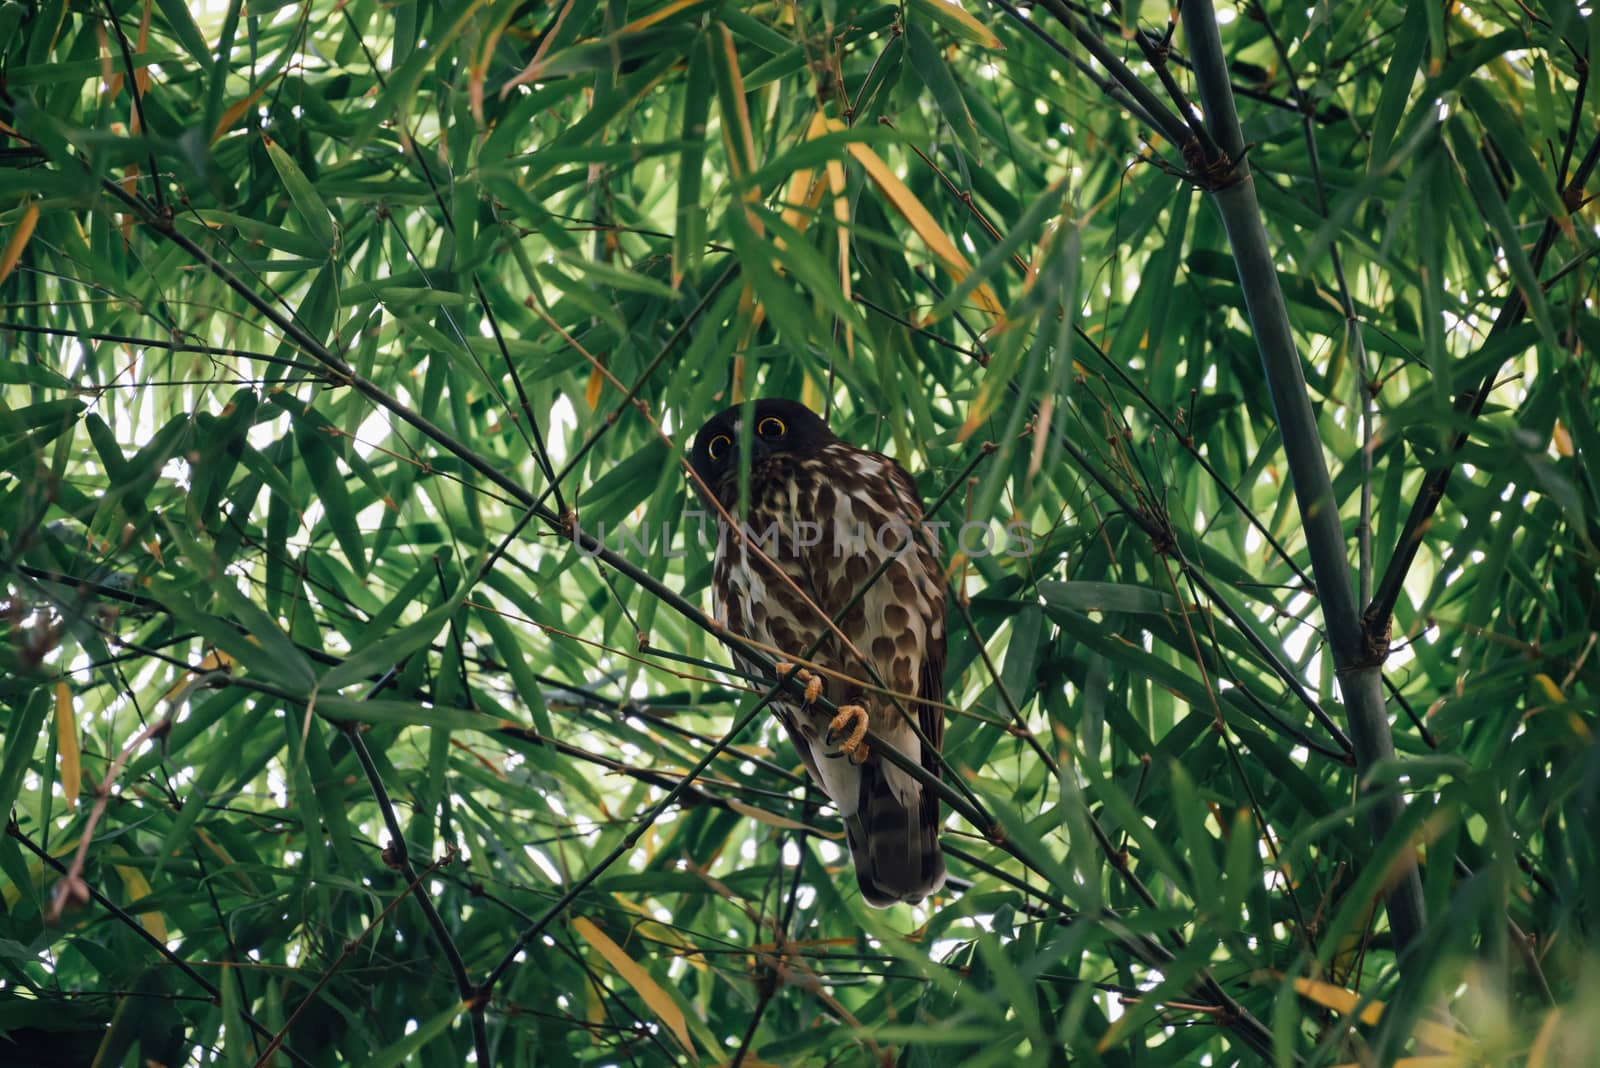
[2,863,39,908]
[468,4,522,123]
[573,916,696,1059]
[607,895,656,920]
[801,375,824,412]
[161,649,236,702]
[54,681,80,810]
[1533,673,1565,704]
[211,75,281,144]
[718,25,758,183]
[2,835,81,908]
[841,136,1003,320]
[826,154,853,358]
[618,0,712,36]
[586,365,605,409]
[1027,395,1055,476]
[777,165,822,239]
[1552,420,1573,457]
[956,378,1000,441]
[1293,978,1469,1054]
[773,112,853,364]
[114,856,168,941]
[109,0,156,108]
[0,200,40,287]
[728,799,843,838]
[199,649,236,672]
[500,0,577,97]
[1330,1060,1466,1068]
[195,829,234,866]
[911,0,1004,50]
[1526,1006,1562,1068]
[596,911,709,973]
[776,111,835,241]
[119,166,139,244]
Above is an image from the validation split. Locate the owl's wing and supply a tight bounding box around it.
[816,451,948,907]
[885,456,946,766]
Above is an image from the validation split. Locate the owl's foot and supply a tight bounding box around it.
[775,662,823,705]
[825,704,870,765]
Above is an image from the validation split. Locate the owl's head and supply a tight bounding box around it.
[688,398,836,505]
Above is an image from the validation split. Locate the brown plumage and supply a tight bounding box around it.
[689,399,947,907]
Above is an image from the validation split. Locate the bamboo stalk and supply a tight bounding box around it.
[1179,0,1427,960]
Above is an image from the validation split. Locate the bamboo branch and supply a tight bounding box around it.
[986,0,1193,150]
[1364,131,1600,638]
[342,723,490,1066]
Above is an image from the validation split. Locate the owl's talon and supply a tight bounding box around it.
[803,674,822,705]
[775,662,823,705]
[825,704,869,759]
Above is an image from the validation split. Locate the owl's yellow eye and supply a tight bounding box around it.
[757,416,786,438]
[707,434,732,461]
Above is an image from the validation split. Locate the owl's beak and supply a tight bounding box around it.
[749,436,774,464]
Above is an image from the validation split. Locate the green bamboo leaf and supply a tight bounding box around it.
[1444,115,1558,348]
[1038,581,1179,617]
[0,688,49,817]
[316,694,492,733]
[1367,2,1428,171]
[0,397,84,436]
[719,10,790,54]
[262,135,337,257]
[270,393,367,577]
[1460,79,1568,224]
[928,178,1066,323]
[675,34,714,283]
[319,575,475,693]
[4,53,181,87]
[364,1002,466,1068]
[348,2,485,148]
[213,582,318,692]
[150,0,214,69]
[907,22,981,159]
[153,701,269,879]
[0,361,71,390]
[476,605,555,738]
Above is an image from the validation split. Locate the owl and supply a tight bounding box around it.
[689,399,947,907]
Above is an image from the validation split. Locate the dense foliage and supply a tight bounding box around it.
[2,0,1597,1064]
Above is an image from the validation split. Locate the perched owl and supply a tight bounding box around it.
[689,399,947,907]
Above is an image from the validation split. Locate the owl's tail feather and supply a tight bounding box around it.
[843,762,946,908]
